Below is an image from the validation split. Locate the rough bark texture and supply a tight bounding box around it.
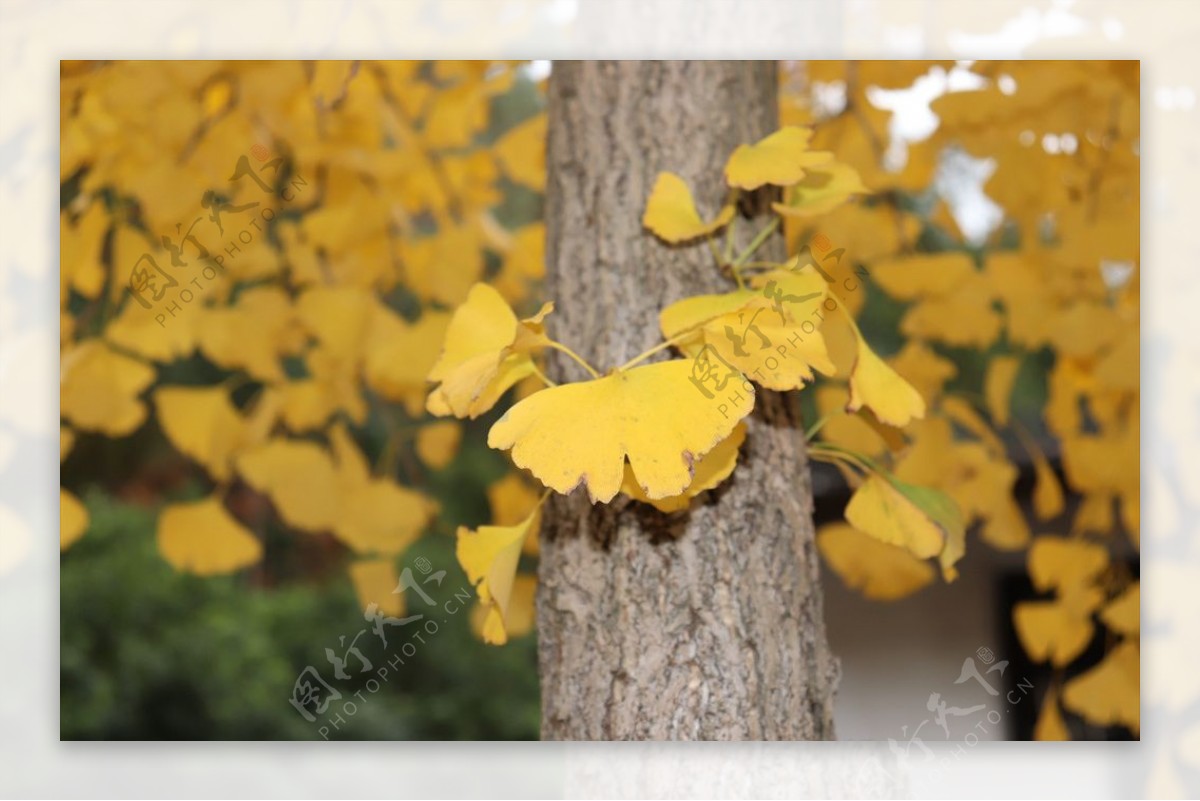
[539,61,839,740]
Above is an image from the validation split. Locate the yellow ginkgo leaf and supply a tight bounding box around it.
[457,511,537,645]
[1099,583,1140,635]
[416,421,463,470]
[61,426,75,462]
[421,81,489,151]
[1072,492,1116,536]
[1062,641,1140,733]
[298,173,388,263]
[896,476,967,580]
[852,406,908,452]
[105,297,198,363]
[1032,449,1066,521]
[642,172,735,244]
[298,345,369,428]
[60,340,156,436]
[449,152,503,211]
[846,474,942,557]
[504,573,538,638]
[844,473,965,580]
[494,113,546,190]
[243,388,282,446]
[771,161,868,218]
[502,223,545,281]
[888,341,957,405]
[402,222,486,307]
[817,522,936,601]
[1034,686,1071,741]
[426,283,549,419]
[60,202,109,300]
[1013,598,1096,666]
[845,318,926,427]
[724,127,832,190]
[622,422,747,512]
[1049,302,1123,360]
[428,354,538,420]
[659,270,834,390]
[942,441,1012,519]
[336,481,438,555]
[278,379,337,433]
[869,251,975,301]
[426,282,520,384]
[295,285,376,363]
[940,396,1006,456]
[156,496,262,575]
[349,558,405,617]
[328,423,370,484]
[893,417,956,488]
[814,386,891,458]
[489,359,754,503]
[60,488,89,550]
[1061,426,1139,497]
[1094,334,1139,394]
[805,202,921,264]
[236,439,340,533]
[984,355,1021,426]
[365,309,451,416]
[1027,536,1110,594]
[471,603,504,643]
[488,472,542,527]
[901,274,1002,349]
[197,287,296,382]
[470,574,536,644]
[659,286,769,347]
[154,386,246,481]
[329,425,438,555]
[491,222,542,303]
[978,494,1033,552]
[487,472,542,555]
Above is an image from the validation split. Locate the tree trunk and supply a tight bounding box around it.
[539,60,839,740]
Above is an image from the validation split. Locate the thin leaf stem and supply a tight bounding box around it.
[731,217,781,268]
[545,340,601,379]
[529,362,558,388]
[617,326,708,372]
[804,412,834,442]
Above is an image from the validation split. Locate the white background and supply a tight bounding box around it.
[1,0,1193,797]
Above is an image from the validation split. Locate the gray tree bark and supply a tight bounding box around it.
[539,60,839,740]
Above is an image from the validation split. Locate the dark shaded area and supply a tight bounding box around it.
[999,560,1139,741]
[61,494,541,740]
